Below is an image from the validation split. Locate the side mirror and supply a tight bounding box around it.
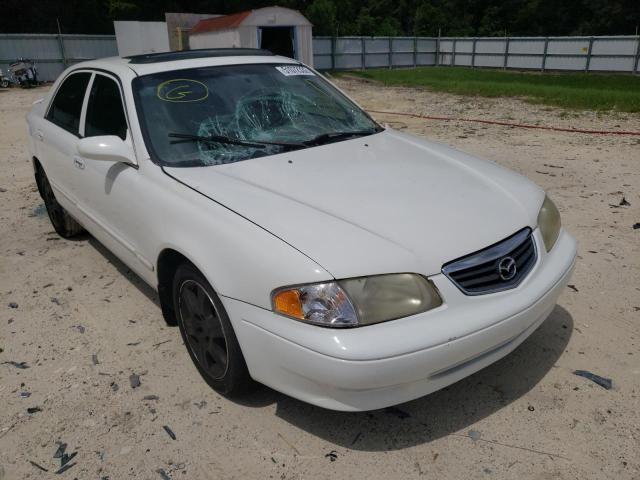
[77,136,137,166]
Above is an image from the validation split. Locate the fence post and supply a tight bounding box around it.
[436,34,440,66]
[585,36,594,72]
[361,37,365,70]
[56,19,67,68]
[388,37,393,69]
[471,37,477,67]
[330,37,336,70]
[634,35,640,74]
[452,38,457,66]
[503,36,510,69]
[541,37,549,72]
[413,37,417,67]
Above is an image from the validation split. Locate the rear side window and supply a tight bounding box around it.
[85,75,127,140]
[46,72,91,135]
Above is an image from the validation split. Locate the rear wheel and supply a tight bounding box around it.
[173,263,252,396]
[36,165,84,238]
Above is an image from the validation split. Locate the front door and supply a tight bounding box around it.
[73,72,156,283]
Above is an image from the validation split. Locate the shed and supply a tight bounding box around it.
[188,6,313,66]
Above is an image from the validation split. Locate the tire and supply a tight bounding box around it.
[172,263,252,396]
[0,79,8,88]
[36,165,84,238]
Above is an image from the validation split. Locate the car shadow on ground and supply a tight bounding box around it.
[86,236,161,309]
[244,305,574,451]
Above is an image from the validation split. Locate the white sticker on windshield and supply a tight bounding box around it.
[275,65,315,76]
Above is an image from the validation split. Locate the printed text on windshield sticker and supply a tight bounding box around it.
[157,79,209,102]
[275,66,315,76]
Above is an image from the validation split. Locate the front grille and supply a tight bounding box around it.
[442,228,537,295]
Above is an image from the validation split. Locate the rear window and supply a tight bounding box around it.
[46,72,91,135]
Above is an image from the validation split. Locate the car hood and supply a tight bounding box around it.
[164,129,544,278]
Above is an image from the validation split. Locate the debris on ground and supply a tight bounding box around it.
[468,430,482,441]
[633,223,640,230]
[528,405,535,411]
[27,407,42,414]
[619,196,630,206]
[19,391,31,398]
[60,452,77,467]
[3,361,29,369]
[163,425,177,440]
[193,400,207,409]
[55,462,76,474]
[568,284,579,292]
[72,325,85,333]
[325,450,338,462]
[157,468,171,480]
[28,460,48,472]
[144,394,159,401]
[129,374,141,389]
[53,443,67,459]
[91,354,99,365]
[52,442,77,474]
[110,382,119,392]
[573,370,613,390]
[384,406,411,419]
[8,302,18,309]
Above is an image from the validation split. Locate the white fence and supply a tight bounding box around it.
[313,36,640,73]
[2,34,639,82]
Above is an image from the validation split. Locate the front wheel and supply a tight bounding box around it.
[0,79,8,88]
[172,263,252,396]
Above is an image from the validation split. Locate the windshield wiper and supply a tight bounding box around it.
[168,133,305,150]
[303,129,380,146]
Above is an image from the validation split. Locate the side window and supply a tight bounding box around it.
[46,72,91,135]
[85,75,128,140]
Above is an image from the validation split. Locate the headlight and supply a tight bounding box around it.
[272,273,442,327]
[537,194,561,252]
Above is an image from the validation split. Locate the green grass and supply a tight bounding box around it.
[339,67,640,113]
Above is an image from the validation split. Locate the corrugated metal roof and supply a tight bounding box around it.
[190,11,252,34]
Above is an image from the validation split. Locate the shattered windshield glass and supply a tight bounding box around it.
[132,64,381,167]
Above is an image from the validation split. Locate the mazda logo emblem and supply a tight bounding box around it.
[497,256,517,281]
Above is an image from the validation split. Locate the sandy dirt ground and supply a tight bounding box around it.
[1,79,639,480]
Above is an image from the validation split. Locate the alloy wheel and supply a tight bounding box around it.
[178,279,229,380]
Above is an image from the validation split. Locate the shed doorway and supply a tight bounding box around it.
[259,27,295,59]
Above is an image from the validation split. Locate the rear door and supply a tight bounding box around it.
[38,71,92,216]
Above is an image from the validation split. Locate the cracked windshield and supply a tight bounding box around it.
[133,63,380,166]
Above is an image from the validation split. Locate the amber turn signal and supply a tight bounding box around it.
[272,289,304,319]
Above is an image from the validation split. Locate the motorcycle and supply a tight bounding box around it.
[0,68,10,88]
[9,58,39,88]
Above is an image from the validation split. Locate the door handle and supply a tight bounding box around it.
[73,156,85,170]
[35,130,44,141]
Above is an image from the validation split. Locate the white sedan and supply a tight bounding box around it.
[26,49,576,411]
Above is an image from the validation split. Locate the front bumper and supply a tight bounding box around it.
[223,228,577,411]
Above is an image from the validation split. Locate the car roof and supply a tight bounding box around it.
[126,48,274,64]
[66,49,300,80]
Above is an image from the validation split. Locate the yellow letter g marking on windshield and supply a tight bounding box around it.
[157,79,209,102]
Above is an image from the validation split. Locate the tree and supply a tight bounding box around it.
[305,0,338,36]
